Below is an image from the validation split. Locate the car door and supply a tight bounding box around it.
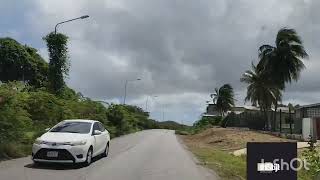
[92,122,104,156]
[98,122,109,145]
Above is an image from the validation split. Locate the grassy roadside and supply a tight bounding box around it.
[190,146,246,180]
[179,127,314,180]
[186,145,312,180]
[0,143,32,160]
[0,131,38,161]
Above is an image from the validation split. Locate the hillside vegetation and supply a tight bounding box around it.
[0,81,167,159]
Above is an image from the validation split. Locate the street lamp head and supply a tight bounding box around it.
[136,78,141,81]
[80,15,89,19]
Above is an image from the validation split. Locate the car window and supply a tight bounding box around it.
[50,122,92,134]
[99,122,105,132]
[93,122,100,131]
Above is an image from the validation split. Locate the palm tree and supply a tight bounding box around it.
[210,84,235,117]
[241,63,282,129]
[257,28,308,86]
[257,28,308,130]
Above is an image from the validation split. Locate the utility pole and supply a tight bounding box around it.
[123,78,141,104]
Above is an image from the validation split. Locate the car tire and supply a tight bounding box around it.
[85,148,93,166]
[33,161,41,167]
[102,143,109,157]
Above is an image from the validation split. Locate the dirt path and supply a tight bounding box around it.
[182,127,295,151]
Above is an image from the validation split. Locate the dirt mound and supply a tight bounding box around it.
[182,127,295,151]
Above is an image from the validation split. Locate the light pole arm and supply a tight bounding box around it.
[54,15,89,34]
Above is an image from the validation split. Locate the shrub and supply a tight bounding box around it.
[0,82,32,143]
[193,116,222,129]
[175,130,190,135]
[0,143,31,159]
[302,136,320,178]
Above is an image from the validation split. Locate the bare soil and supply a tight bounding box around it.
[182,127,295,151]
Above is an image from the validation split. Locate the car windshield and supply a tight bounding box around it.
[50,122,92,134]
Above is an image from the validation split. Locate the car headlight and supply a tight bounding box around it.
[63,140,87,146]
[34,138,45,145]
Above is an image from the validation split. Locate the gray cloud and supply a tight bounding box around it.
[2,0,320,123]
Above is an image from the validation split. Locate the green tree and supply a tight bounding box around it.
[0,38,48,87]
[241,63,282,129]
[210,84,235,116]
[106,104,128,136]
[256,28,308,130]
[43,33,69,94]
[24,46,49,88]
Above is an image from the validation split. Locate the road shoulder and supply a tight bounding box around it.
[176,134,220,180]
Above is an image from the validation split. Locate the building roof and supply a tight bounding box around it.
[297,103,320,109]
[243,106,260,111]
[202,114,219,117]
[270,106,292,113]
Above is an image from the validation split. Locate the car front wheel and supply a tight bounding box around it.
[85,148,93,166]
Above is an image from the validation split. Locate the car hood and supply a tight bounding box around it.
[40,132,90,143]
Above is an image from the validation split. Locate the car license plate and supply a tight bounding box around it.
[47,151,58,157]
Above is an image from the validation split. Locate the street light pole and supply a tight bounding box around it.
[124,80,128,104]
[145,96,149,112]
[145,95,158,112]
[162,111,164,121]
[123,78,141,104]
[54,15,89,34]
[149,96,164,121]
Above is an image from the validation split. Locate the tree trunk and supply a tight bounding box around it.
[261,107,268,131]
[279,109,282,133]
[273,102,278,132]
[289,108,292,134]
[264,109,268,131]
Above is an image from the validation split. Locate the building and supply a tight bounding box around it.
[295,103,320,140]
[210,104,295,132]
[203,104,220,117]
[203,104,260,117]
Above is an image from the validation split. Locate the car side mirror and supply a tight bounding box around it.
[45,128,50,131]
[93,130,102,135]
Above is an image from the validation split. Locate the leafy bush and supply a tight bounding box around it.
[193,116,222,129]
[175,130,190,135]
[0,82,32,143]
[302,137,320,178]
[106,104,155,136]
[0,143,31,159]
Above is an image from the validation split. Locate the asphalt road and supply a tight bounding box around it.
[0,129,218,180]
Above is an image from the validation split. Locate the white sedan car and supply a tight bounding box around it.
[32,119,110,166]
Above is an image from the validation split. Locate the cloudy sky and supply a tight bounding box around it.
[1,0,320,124]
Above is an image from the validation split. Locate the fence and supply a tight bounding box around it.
[224,110,302,134]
